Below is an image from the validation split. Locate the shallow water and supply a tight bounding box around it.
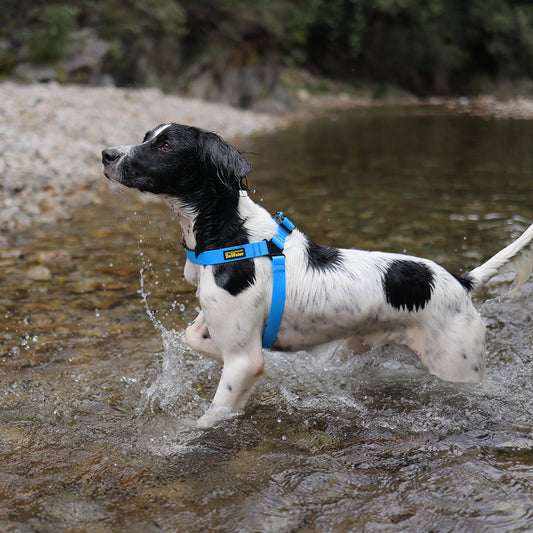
[1,106,533,532]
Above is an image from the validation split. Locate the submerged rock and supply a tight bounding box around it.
[25,265,52,281]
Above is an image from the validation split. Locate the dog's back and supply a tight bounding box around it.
[102,122,533,424]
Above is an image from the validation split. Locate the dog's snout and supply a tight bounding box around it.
[102,148,121,164]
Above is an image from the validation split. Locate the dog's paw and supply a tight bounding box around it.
[187,311,210,338]
[197,406,239,428]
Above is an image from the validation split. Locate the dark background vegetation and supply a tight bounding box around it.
[2,0,533,107]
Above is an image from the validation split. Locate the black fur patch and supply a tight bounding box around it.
[453,273,474,292]
[384,260,435,312]
[214,260,255,296]
[305,237,342,272]
[106,123,258,295]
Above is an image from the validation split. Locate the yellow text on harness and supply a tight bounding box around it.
[224,248,246,260]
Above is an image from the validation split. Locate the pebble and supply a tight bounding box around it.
[26,265,52,281]
[0,82,284,235]
[2,82,531,238]
[37,250,72,265]
[70,279,100,294]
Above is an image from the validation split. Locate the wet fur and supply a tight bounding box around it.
[102,123,533,426]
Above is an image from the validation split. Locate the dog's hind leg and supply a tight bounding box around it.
[344,335,371,354]
[408,312,486,382]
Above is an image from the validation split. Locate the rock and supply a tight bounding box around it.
[177,41,278,108]
[60,29,111,85]
[26,265,52,281]
[12,63,58,83]
[37,250,72,265]
[70,279,100,294]
[0,249,24,260]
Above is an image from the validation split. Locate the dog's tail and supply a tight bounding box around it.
[468,222,533,294]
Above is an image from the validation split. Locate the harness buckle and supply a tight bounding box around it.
[266,239,283,256]
[274,211,295,234]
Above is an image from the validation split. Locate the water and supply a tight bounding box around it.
[1,106,532,532]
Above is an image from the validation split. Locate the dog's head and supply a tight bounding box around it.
[102,123,251,203]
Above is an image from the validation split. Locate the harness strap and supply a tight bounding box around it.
[185,212,294,349]
[185,240,270,265]
[262,254,286,348]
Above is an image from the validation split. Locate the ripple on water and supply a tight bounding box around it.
[2,109,533,532]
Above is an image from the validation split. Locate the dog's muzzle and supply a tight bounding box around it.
[101,148,123,180]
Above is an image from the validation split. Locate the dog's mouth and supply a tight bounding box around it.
[102,164,119,182]
[101,148,124,182]
[101,148,153,192]
[101,160,147,191]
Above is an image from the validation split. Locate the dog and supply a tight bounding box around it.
[102,123,533,426]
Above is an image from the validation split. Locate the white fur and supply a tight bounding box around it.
[102,125,533,427]
[166,194,533,426]
[470,223,533,293]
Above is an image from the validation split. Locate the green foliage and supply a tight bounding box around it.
[4,0,533,96]
[281,0,533,94]
[29,4,77,63]
[98,0,186,86]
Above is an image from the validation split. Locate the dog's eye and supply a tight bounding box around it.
[160,142,171,152]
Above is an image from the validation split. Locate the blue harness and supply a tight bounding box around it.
[185,212,295,349]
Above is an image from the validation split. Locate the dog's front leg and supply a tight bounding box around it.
[185,310,223,363]
[198,338,265,427]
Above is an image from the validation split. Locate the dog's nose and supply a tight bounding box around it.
[102,148,121,164]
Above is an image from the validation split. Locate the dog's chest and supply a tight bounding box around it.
[184,260,200,286]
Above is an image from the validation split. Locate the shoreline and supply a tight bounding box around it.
[2,82,533,241]
[0,82,285,238]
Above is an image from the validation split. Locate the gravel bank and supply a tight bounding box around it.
[0,82,284,236]
[2,82,533,238]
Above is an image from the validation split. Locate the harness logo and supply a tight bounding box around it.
[224,248,246,260]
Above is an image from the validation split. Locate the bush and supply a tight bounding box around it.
[29,4,77,63]
[292,0,533,95]
[3,0,533,97]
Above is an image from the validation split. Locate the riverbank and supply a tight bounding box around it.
[2,82,533,240]
[0,82,285,237]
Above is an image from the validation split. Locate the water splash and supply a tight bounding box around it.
[137,265,214,418]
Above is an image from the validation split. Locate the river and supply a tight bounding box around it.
[1,106,532,531]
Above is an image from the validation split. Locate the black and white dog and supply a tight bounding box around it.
[102,123,533,426]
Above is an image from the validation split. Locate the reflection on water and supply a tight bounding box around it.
[1,107,532,531]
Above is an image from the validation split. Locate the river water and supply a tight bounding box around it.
[1,106,532,532]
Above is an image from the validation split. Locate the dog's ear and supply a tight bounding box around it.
[198,132,251,192]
